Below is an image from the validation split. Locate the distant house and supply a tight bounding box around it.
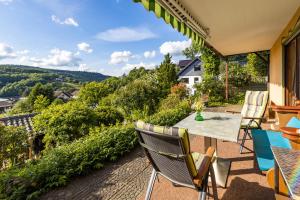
[71,90,79,99]
[54,90,73,102]
[178,57,203,95]
[0,100,13,114]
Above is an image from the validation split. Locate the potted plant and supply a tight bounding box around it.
[194,97,204,121]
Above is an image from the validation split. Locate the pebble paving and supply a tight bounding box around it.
[41,147,152,200]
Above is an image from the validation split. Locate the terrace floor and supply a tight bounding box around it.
[42,105,276,200]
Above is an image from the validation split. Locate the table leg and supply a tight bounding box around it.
[274,161,279,194]
[204,137,231,188]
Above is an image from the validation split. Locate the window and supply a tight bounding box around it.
[285,32,300,105]
[194,77,199,83]
[194,64,201,71]
[180,78,189,84]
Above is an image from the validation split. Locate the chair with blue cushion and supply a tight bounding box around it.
[135,120,218,200]
[252,130,291,172]
[252,116,300,172]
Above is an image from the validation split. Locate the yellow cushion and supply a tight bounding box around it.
[192,152,210,179]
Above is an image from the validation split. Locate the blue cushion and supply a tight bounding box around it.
[286,117,300,128]
[252,130,291,171]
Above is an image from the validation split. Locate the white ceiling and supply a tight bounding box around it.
[179,0,300,56]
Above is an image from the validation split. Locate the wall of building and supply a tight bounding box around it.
[178,75,202,95]
[269,7,300,105]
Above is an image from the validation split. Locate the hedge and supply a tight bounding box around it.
[0,125,137,200]
[146,100,192,126]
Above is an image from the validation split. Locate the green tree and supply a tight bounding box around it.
[33,101,98,149]
[78,81,111,106]
[8,99,32,114]
[156,54,178,95]
[33,95,51,112]
[245,52,268,81]
[182,42,201,59]
[0,125,28,168]
[200,47,220,79]
[194,46,222,103]
[28,83,54,105]
[115,79,160,117]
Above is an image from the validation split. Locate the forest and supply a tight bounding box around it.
[0,65,108,97]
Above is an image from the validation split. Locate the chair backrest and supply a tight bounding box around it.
[134,120,197,187]
[241,91,269,118]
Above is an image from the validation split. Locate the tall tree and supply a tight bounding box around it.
[27,83,54,105]
[182,42,201,59]
[156,54,178,95]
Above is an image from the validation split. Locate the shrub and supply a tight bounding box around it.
[95,106,124,126]
[33,95,50,112]
[0,125,28,169]
[114,79,160,117]
[158,94,182,111]
[0,125,137,200]
[146,100,192,126]
[170,83,188,99]
[33,101,98,149]
[78,82,111,106]
[8,99,32,115]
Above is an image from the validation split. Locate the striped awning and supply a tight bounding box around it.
[133,0,205,46]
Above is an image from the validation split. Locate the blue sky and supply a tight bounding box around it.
[0,0,191,76]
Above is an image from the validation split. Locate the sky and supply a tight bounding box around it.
[0,0,192,76]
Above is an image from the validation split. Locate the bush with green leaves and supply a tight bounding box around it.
[78,81,111,106]
[146,100,192,126]
[0,125,137,200]
[33,95,51,112]
[114,79,160,117]
[33,101,98,149]
[8,99,32,115]
[95,106,124,126]
[0,125,28,169]
[27,83,54,106]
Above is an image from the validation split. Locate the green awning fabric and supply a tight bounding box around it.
[133,0,204,46]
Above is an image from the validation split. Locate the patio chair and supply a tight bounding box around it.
[135,120,218,200]
[227,91,269,153]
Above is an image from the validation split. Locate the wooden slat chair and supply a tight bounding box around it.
[228,91,269,153]
[135,121,218,200]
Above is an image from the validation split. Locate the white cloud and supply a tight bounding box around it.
[96,27,156,42]
[160,40,191,56]
[51,15,79,27]
[144,50,156,59]
[109,51,133,65]
[78,63,89,71]
[122,62,156,72]
[30,48,81,67]
[0,43,16,60]
[77,42,93,53]
[19,56,28,62]
[0,0,13,5]
[17,50,29,55]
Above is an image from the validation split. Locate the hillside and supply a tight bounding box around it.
[0,65,109,97]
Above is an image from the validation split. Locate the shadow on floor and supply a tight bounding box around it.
[222,177,274,200]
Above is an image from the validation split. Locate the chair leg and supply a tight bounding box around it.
[199,184,207,200]
[209,165,218,200]
[240,129,248,153]
[145,168,157,200]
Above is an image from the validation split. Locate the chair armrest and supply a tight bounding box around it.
[193,147,215,187]
[205,146,215,159]
[225,110,241,114]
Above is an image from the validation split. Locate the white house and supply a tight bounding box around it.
[178,58,203,95]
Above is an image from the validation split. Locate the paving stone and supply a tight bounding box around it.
[41,147,151,200]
